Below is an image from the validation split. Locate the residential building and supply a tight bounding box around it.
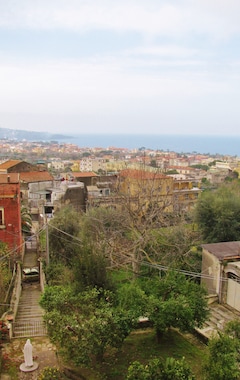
[0,173,22,254]
[117,169,174,214]
[47,161,65,172]
[0,160,38,173]
[80,158,93,172]
[173,180,201,213]
[71,172,98,187]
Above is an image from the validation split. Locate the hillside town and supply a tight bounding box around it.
[0,137,240,251]
[1,138,240,379]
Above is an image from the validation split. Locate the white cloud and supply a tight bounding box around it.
[1,0,240,135]
[1,0,240,40]
[0,56,232,118]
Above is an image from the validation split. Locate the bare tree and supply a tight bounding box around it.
[84,169,201,276]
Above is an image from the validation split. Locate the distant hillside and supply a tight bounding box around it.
[0,127,72,142]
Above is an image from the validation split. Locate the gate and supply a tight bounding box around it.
[12,320,47,338]
[227,278,240,312]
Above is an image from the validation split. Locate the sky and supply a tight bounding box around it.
[0,0,240,136]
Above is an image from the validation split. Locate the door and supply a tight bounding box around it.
[227,278,240,311]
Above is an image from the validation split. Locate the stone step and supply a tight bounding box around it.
[17,312,44,318]
[16,312,44,320]
[18,301,42,309]
[19,299,41,304]
[16,312,44,318]
[19,298,42,304]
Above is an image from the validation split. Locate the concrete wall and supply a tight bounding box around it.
[201,248,221,297]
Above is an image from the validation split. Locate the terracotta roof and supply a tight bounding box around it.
[0,173,20,183]
[168,166,194,170]
[72,172,98,178]
[119,169,169,180]
[20,171,54,183]
[202,241,240,260]
[0,160,22,170]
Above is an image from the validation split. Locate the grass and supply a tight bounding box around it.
[1,330,207,379]
[71,328,207,380]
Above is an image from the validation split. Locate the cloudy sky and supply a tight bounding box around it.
[0,0,240,136]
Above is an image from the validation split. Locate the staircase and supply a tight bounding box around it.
[13,283,47,338]
[12,238,47,338]
[196,303,240,341]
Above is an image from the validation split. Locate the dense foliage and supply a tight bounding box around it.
[127,357,195,380]
[41,205,208,375]
[204,333,240,380]
[48,205,82,265]
[140,271,208,340]
[40,287,134,366]
[195,183,240,242]
[0,242,12,316]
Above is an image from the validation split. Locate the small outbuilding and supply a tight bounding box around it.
[201,241,240,311]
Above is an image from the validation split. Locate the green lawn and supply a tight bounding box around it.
[72,328,207,380]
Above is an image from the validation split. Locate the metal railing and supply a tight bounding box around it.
[12,320,47,338]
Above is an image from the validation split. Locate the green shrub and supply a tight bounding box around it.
[38,366,64,380]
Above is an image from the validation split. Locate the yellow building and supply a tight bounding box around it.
[173,180,201,213]
[117,169,174,214]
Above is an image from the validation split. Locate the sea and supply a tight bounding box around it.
[59,134,240,157]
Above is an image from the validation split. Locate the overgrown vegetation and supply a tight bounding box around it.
[194,182,240,242]
[38,179,240,378]
[38,201,210,378]
[203,320,240,380]
[0,242,12,316]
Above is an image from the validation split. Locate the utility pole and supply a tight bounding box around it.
[46,219,49,265]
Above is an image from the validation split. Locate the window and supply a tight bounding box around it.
[0,207,5,227]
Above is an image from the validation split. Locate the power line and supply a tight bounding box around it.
[37,222,82,242]
[141,261,229,283]
[47,223,82,244]
[0,225,46,261]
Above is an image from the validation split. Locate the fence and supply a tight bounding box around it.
[12,320,47,338]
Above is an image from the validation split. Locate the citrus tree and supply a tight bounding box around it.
[40,286,134,366]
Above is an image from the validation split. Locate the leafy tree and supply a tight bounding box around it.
[48,205,82,265]
[116,282,149,320]
[73,243,113,291]
[44,261,74,286]
[40,286,133,367]
[21,205,32,234]
[195,184,240,242]
[162,357,195,380]
[126,357,195,380]
[204,334,240,380]
[190,164,209,171]
[165,169,179,174]
[116,272,208,343]
[142,272,208,341]
[150,159,157,168]
[126,361,149,380]
[225,319,240,339]
[201,178,211,188]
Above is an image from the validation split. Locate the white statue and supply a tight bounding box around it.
[23,339,33,367]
